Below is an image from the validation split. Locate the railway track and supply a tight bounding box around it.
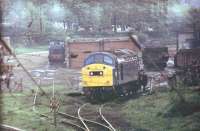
[99,104,116,131]
[32,80,115,131]
[0,124,25,131]
[58,103,116,131]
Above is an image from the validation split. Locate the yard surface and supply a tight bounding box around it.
[2,87,200,131]
[1,47,200,131]
[14,45,48,55]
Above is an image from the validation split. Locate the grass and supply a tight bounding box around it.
[1,84,75,131]
[2,82,200,131]
[122,90,200,131]
[14,45,48,54]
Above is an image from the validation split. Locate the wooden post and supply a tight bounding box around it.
[53,106,57,127]
[176,31,179,52]
[53,79,55,98]
[150,77,153,93]
[52,79,57,127]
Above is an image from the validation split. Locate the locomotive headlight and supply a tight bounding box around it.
[89,72,93,76]
[99,71,103,76]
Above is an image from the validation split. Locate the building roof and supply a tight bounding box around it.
[67,34,142,50]
[68,36,131,43]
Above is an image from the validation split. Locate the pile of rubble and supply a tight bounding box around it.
[146,67,176,90]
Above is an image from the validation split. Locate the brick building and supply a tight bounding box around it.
[65,35,141,68]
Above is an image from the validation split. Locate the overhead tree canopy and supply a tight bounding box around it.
[1,0,199,45]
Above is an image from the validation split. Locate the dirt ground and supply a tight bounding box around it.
[4,51,81,93]
[7,52,133,130]
[5,51,172,93]
[4,51,196,131]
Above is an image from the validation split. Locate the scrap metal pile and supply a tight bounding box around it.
[142,47,169,71]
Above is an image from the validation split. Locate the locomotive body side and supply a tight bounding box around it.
[117,56,140,85]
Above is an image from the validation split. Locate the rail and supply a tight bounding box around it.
[0,124,25,131]
[99,104,116,131]
[78,103,90,131]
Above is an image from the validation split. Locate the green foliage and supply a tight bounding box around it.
[14,45,48,54]
[2,84,75,131]
[122,91,200,131]
[2,0,169,37]
[165,90,200,116]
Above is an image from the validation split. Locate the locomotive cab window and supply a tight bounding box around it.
[84,54,114,65]
[94,54,103,63]
[104,55,113,65]
[85,56,94,65]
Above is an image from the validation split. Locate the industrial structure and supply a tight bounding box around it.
[65,35,141,68]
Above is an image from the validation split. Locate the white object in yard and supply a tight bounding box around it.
[148,27,154,32]
[159,81,168,87]
[30,69,56,79]
[167,58,174,67]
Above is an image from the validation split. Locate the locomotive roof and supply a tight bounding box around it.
[49,43,65,49]
[87,52,117,59]
[85,49,139,66]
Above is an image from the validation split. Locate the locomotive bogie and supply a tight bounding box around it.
[82,87,115,100]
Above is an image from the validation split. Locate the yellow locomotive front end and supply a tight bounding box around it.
[82,64,113,87]
[81,52,116,99]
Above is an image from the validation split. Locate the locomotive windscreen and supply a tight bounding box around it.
[84,54,114,65]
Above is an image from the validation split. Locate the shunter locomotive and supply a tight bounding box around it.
[48,40,65,65]
[81,49,147,99]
